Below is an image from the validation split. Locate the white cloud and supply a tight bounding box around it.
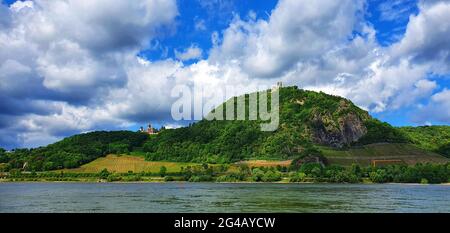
[209,0,366,79]
[0,0,178,148]
[414,89,450,124]
[342,58,431,112]
[175,45,203,61]
[10,0,33,11]
[164,123,184,129]
[1,0,178,95]
[1,0,450,149]
[391,0,450,72]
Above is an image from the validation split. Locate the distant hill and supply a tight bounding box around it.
[141,86,430,163]
[398,126,450,157]
[0,86,448,171]
[0,131,148,171]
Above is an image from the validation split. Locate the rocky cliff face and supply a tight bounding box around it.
[309,100,369,148]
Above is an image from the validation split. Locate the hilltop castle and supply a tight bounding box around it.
[139,123,158,135]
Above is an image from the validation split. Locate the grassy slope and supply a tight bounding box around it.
[398,126,450,157]
[320,143,449,166]
[63,154,294,173]
[63,154,199,173]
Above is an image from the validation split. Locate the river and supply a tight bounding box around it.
[1,182,449,212]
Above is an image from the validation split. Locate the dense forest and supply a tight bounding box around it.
[398,126,450,157]
[142,86,410,163]
[0,86,449,172]
[0,131,148,171]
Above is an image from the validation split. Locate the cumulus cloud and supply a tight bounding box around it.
[390,0,450,72]
[414,89,450,124]
[344,0,450,113]
[1,0,178,99]
[1,0,450,149]
[209,0,366,79]
[0,0,178,148]
[174,45,203,61]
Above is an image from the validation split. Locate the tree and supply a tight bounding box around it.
[0,148,8,163]
[290,172,307,182]
[369,169,390,183]
[350,164,362,176]
[99,168,110,179]
[262,170,282,182]
[437,143,450,158]
[299,163,323,177]
[159,166,167,177]
[108,142,130,154]
[251,168,265,182]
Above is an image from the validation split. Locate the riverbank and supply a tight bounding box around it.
[2,161,450,184]
[2,177,450,185]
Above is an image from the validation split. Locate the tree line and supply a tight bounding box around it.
[0,131,148,171]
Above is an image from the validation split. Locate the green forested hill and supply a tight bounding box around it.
[142,86,409,163]
[0,131,148,171]
[1,86,448,172]
[398,126,450,157]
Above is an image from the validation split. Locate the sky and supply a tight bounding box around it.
[0,0,449,149]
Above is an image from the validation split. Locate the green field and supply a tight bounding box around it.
[62,154,294,174]
[63,155,199,173]
[319,143,449,166]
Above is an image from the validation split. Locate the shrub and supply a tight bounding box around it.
[159,166,167,177]
[420,178,429,184]
[216,173,245,182]
[289,172,307,182]
[122,175,142,182]
[369,169,391,183]
[164,176,175,182]
[107,174,122,182]
[251,168,265,182]
[99,168,110,179]
[188,175,213,182]
[261,170,282,182]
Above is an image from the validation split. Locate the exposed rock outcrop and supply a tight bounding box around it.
[309,100,369,148]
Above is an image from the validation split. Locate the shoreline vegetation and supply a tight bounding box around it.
[2,180,450,186]
[1,161,449,185]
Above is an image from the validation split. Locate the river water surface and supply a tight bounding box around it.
[1,182,449,212]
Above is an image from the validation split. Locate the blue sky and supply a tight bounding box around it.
[134,0,415,61]
[0,0,449,149]
[136,0,445,127]
[139,0,279,65]
[145,0,416,64]
[147,0,418,62]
